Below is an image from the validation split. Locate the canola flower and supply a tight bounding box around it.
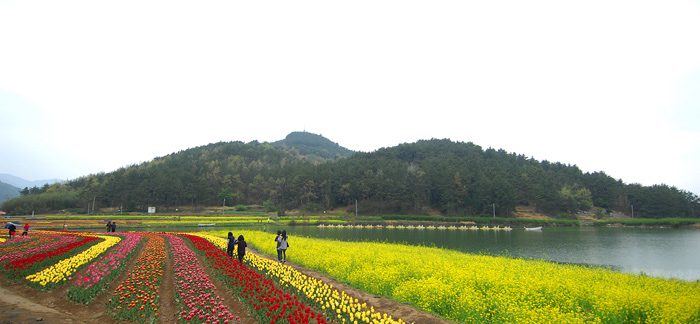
[235,230,700,324]
[145,219,263,227]
[26,234,120,288]
[193,232,411,324]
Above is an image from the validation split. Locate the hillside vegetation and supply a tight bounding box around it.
[2,132,699,219]
[0,181,20,204]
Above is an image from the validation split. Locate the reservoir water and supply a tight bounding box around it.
[266,225,700,282]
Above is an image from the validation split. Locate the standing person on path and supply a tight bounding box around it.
[279,230,289,263]
[21,222,29,236]
[106,221,112,232]
[227,232,237,258]
[275,230,283,262]
[111,222,116,232]
[236,235,247,262]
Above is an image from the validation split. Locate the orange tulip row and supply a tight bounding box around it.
[107,233,165,323]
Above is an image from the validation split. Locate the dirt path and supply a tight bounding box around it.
[0,284,74,323]
[157,235,177,324]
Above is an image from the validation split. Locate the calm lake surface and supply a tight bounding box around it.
[270,225,700,282]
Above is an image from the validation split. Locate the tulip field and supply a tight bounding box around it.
[2,229,700,324]
[0,230,411,324]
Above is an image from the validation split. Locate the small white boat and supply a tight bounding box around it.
[525,226,543,231]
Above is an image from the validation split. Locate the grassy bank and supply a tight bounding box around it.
[592,218,700,228]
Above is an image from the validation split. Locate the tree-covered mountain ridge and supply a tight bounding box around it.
[2,132,698,219]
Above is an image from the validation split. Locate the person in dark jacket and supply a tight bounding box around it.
[106,221,112,232]
[111,222,116,232]
[275,230,283,262]
[227,232,237,258]
[7,223,16,239]
[236,235,247,262]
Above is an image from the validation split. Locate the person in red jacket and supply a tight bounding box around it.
[21,222,29,236]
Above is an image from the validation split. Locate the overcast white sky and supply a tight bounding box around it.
[1,0,699,195]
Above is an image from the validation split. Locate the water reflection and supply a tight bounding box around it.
[119,224,699,281]
[270,225,700,282]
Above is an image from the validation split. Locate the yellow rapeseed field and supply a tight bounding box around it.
[228,230,700,324]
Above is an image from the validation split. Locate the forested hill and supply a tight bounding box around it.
[0,181,20,204]
[271,131,353,162]
[2,135,699,219]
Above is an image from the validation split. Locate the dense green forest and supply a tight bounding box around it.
[2,132,699,218]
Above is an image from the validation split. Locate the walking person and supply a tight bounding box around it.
[236,235,247,262]
[21,222,29,236]
[227,232,237,258]
[279,230,289,263]
[106,221,112,232]
[111,222,116,232]
[7,223,16,239]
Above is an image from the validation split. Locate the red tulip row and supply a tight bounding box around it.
[0,233,76,264]
[184,234,327,324]
[67,233,144,304]
[107,233,165,323]
[167,234,237,324]
[4,233,99,280]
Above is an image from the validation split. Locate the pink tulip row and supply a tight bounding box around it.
[168,234,236,324]
[67,233,144,304]
[0,233,77,263]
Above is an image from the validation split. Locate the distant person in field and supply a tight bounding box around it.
[111,222,116,232]
[21,222,29,236]
[106,221,112,232]
[279,230,289,263]
[236,235,247,262]
[227,232,237,258]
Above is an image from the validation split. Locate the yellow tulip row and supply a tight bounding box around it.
[26,234,121,287]
[226,230,700,324]
[193,232,411,324]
